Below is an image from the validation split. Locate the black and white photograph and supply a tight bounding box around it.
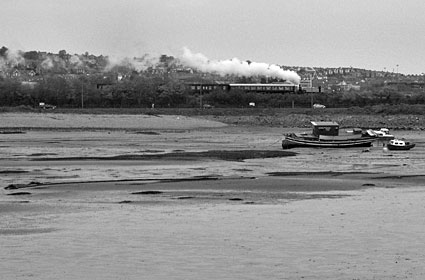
[1,1,425,279]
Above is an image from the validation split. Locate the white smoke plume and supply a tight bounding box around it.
[41,56,54,69]
[5,49,26,66]
[0,49,26,70]
[40,55,67,70]
[179,47,300,84]
[104,54,159,72]
[69,55,84,67]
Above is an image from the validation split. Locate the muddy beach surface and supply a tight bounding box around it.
[1,112,425,279]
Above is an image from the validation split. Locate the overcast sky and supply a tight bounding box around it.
[2,0,424,74]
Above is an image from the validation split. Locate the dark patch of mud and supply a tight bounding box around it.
[4,181,42,190]
[0,228,56,236]
[229,198,243,201]
[233,168,253,172]
[132,191,163,195]
[267,171,373,177]
[130,131,160,135]
[303,194,351,200]
[118,200,133,204]
[165,191,352,204]
[138,150,164,153]
[7,192,32,196]
[29,153,58,156]
[369,174,425,186]
[0,170,29,174]
[6,176,226,190]
[175,196,195,200]
[31,150,297,162]
[372,174,425,180]
[0,130,26,134]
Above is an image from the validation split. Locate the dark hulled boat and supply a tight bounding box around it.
[282,121,376,149]
[386,139,415,150]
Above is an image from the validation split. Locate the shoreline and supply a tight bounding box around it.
[1,111,425,130]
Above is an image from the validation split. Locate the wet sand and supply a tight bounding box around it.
[1,113,425,279]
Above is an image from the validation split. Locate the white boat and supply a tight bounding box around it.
[387,139,415,150]
[366,128,395,140]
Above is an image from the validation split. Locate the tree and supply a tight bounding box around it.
[0,46,8,57]
[132,76,157,107]
[0,79,21,106]
[58,50,67,59]
[23,51,39,60]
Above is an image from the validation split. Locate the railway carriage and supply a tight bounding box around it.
[188,82,300,93]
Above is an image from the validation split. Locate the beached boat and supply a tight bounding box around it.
[282,121,376,149]
[386,139,415,150]
[366,128,395,140]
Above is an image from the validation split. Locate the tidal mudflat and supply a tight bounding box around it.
[1,113,425,279]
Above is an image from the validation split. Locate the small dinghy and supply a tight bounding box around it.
[386,139,415,151]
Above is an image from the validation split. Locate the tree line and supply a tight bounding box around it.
[1,46,424,109]
[1,73,424,109]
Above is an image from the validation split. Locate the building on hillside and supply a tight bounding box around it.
[299,78,322,93]
[336,81,361,91]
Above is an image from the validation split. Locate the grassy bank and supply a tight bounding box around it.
[2,104,425,115]
[2,104,425,129]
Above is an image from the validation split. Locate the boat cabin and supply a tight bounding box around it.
[311,121,339,137]
[389,139,410,146]
[379,128,390,134]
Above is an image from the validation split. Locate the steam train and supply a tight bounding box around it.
[188,82,301,94]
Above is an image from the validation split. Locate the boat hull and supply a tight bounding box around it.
[387,143,415,150]
[282,135,375,149]
[375,135,395,141]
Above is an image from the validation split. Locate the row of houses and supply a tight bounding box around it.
[0,67,88,80]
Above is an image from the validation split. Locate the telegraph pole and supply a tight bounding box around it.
[310,93,313,108]
[199,83,203,109]
[81,82,84,109]
[396,64,400,91]
[422,73,425,92]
